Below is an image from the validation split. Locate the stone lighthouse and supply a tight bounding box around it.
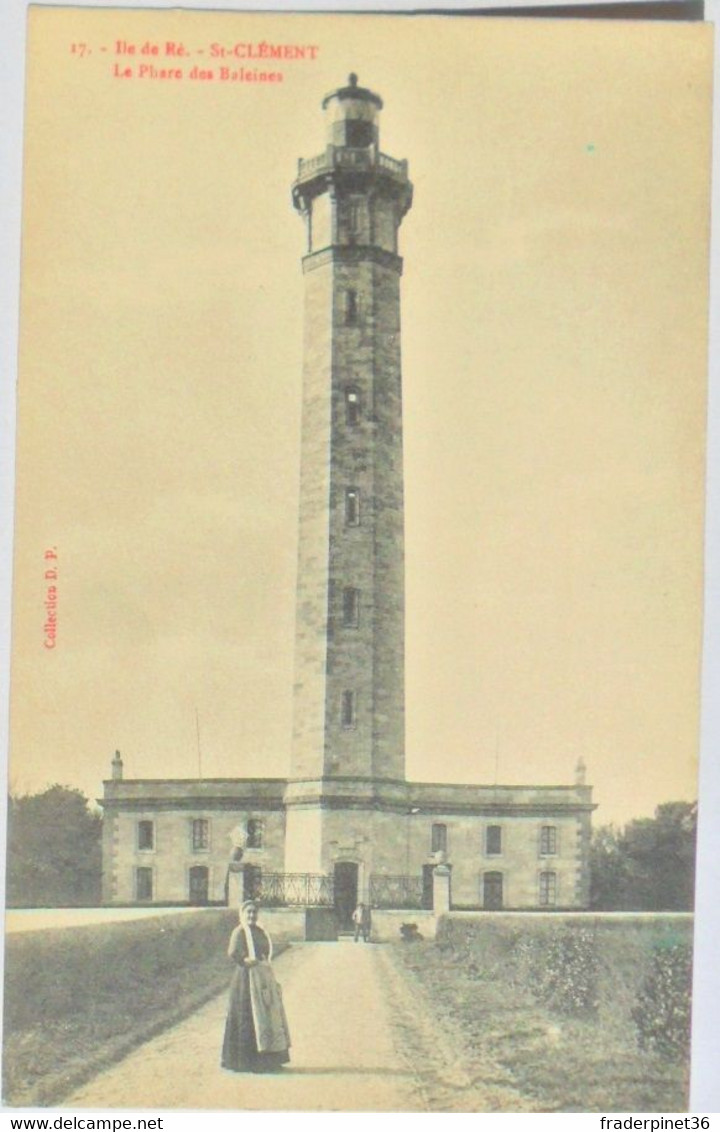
[101,78,594,918]
[284,76,414,884]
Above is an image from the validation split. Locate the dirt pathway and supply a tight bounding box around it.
[64,942,424,1112]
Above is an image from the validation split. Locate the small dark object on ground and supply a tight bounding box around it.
[400,922,423,942]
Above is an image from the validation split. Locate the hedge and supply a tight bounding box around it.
[3,909,284,1106]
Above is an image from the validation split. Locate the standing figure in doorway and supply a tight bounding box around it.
[221,901,291,1073]
[352,902,372,942]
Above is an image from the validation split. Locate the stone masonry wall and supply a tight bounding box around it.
[324,256,405,781]
[370,259,405,779]
[290,260,333,781]
[402,811,587,909]
[325,257,378,778]
[107,808,285,905]
[317,806,587,909]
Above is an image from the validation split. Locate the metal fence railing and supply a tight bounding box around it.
[247,871,335,908]
[369,874,427,910]
[243,870,431,910]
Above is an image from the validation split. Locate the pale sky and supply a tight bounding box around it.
[9,9,712,826]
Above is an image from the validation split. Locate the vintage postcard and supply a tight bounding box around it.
[2,4,715,1114]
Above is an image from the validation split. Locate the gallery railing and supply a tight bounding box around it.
[248,871,335,907]
[296,148,408,184]
[369,874,427,910]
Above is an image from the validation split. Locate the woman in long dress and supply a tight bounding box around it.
[221,900,291,1073]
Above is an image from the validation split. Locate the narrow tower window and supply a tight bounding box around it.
[345,488,360,526]
[485,825,502,856]
[347,201,361,244]
[345,289,358,325]
[341,690,357,729]
[342,587,360,627]
[345,387,361,427]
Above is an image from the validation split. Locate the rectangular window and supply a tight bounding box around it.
[345,387,361,426]
[540,826,557,855]
[431,823,447,854]
[347,199,364,243]
[485,825,502,856]
[346,121,373,148]
[192,818,209,851]
[342,587,360,627]
[137,820,154,851]
[345,289,358,325]
[136,866,153,902]
[246,819,263,849]
[341,690,357,729]
[539,871,557,906]
[345,488,360,526]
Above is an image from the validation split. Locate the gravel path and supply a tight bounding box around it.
[64,942,425,1112]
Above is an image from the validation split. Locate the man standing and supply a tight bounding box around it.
[352,902,372,942]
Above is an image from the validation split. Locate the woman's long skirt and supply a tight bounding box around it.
[221,966,290,1073]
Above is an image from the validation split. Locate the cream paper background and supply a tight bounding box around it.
[1,0,719,1118]
[10,8,711,828]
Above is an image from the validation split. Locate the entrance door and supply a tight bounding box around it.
[483,871,503,910]
[189,865,209,905]
[333,862,359,930]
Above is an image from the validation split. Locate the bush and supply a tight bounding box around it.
[434,914,693,1027]
[400,922,423,942]
[3,910,236,1034]
[632,943,692,1060]
[501,927,599,1015]
[532,929,599,1015]
[393,920,693,1112]
[2,910,241,1104]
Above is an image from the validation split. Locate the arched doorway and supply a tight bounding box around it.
[333,861,359,930]
[189,865,209,905]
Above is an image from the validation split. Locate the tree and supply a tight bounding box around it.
[6,785,102,907]
[590,801,696,911]
[589,822,626,910]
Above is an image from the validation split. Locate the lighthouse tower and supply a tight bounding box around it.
[284,76,413,878]
[101,78,595,916]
